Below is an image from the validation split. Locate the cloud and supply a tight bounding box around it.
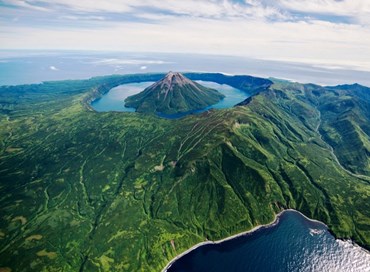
[90,58,171,65]
[2,0,50,11]
[1,0,285,20]
[49,65,59,71]
[1,0,132,13]
[2,0,368,26]
[59,15,106,21]
[279,0,368,15]
[140,66,147,70]
[278,0,370,24]
[3,15,369,70]
[0,0,369,72]
[2,0,368,25]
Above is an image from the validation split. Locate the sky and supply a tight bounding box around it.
[0,0,370,72]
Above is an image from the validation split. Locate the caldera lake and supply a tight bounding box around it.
[91,81,249,117]
[165,210,370,272]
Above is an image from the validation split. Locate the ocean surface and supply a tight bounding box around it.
[167,210,370,272]
[91,81,249,117]
[1,50,370,87]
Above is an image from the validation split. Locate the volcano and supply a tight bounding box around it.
[124,72,225,114]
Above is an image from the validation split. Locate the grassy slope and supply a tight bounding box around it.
[0,75,370,271]
[320,84,370,176]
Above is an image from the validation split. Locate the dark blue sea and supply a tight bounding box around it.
[166,210,370,272]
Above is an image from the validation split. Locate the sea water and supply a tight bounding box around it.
[166,210,370,272]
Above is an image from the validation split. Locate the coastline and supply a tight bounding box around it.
[162,209,370,271]
[162,209,286,272]
[161,208,340,272]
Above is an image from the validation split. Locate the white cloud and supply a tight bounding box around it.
[49,65,59,71]
[1,0,369,72]
[59,15,106,21]
[91,58,171,65]
[4,0,50,11]
[140,66,147,70]
[29,0,133,13]
[278,0,370,24]
[279,0,368,15]
[2,0,284,20]
[2,0,368,24]
[2,15,369,70]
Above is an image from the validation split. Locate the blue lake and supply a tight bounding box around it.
[91,82,155,112]
[91,81,249,117]
[166,210,370,272]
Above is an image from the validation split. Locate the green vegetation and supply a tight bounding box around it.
[124,72,225,114]
[0,73,370,271]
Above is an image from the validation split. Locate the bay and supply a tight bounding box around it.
[166,210,370,272]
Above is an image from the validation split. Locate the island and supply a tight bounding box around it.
[124,72,225,114]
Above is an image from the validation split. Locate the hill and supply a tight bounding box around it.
[124,72,225,114]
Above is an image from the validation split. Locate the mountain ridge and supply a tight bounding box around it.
[1,73,370,271]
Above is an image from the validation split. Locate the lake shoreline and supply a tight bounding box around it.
[91,80,249,118]
[161,209,341,272]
